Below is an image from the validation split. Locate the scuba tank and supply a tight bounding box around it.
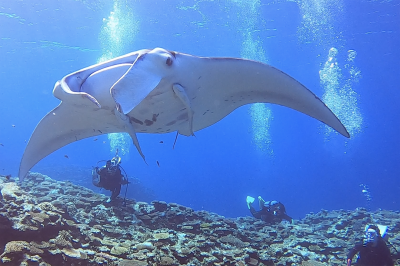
[91,166,101,187]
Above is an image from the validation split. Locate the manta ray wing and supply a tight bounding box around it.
[18,101,121,181]
[120,51,349,138]
[166,53,350,138]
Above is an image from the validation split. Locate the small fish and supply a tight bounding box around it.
[5,174,11,180]
[173,132,179,149]
[156,160,160,167]
[159,141,164,144]
[64,155,69,159]
[0,143,3,146]
[94,138,98,141]
[11,125,15,127]
[103,141,106,144]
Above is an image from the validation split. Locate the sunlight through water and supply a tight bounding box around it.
[98,0,140,157]
[233,0,274,156]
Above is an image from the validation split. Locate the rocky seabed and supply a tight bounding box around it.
[0,173,399,265]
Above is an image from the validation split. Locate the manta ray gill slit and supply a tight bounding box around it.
[129,116,143,125]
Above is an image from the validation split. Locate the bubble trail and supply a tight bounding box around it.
[98,0,140,158]
[234,0,274,155]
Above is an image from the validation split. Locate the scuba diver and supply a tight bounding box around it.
[246,195,293,224]
[92,154,129,203]
[346,224,394,266]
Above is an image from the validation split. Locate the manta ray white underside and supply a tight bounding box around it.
[18,48,349,181]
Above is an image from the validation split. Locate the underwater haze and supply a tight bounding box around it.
[0,0,399,220]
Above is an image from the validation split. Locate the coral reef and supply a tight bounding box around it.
[0,173,399,265]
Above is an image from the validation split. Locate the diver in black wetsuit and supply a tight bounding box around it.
[346,224,393,266]
[92,156,128,203]
[246,196,293,224]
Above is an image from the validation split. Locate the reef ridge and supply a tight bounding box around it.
[0,173,399,265]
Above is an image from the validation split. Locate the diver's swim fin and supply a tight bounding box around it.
[377,224,388,238]
[246,196,255,209]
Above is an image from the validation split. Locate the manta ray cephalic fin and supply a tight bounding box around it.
[111,58,162,115]
[172,83,195,136]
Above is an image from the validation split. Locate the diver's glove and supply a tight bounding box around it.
[246,196,255,209]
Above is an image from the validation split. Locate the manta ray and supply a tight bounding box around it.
[18,47,349,181]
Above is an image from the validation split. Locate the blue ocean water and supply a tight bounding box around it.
[0,0,399,220]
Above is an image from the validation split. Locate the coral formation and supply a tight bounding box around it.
[0,173,399,265]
